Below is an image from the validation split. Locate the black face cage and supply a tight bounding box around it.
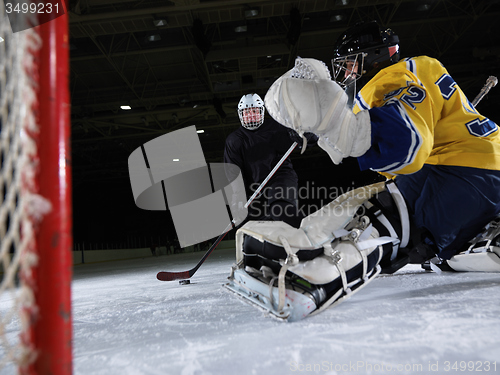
[331,52,367,88]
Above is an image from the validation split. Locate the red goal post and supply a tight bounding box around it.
[0,1,72,374]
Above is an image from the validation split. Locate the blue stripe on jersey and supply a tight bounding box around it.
[357,101,422,173]
[355,92,370,110]
[406,59,416,74]
[403,58,425,87]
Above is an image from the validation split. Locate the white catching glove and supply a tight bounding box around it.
[264,57,371,164]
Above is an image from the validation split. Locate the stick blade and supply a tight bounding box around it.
[157,270,191,281]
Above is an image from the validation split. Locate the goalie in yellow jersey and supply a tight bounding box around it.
[330,21,500,262]
[224,21,500,321]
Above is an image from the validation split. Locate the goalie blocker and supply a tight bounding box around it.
[225,181,500,321]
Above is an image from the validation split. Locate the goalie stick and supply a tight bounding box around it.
[157,141,298,281]
[472,76,497,107]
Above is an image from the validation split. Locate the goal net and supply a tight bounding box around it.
[0,2,72,374]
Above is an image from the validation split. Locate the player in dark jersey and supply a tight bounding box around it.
[223,93,303,228]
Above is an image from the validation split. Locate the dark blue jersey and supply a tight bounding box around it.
[223,118,298,193]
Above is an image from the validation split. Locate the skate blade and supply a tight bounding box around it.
[224,268,317,322]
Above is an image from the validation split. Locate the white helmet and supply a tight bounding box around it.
[238,93,265,130]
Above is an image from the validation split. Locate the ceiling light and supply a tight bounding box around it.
[244,9,258,18]
[234,25,247,33]
[173,158,180,162]
[120,105,131,110]
[196,130,205,134]
[330,14,343,22]
[153,19,167,27]
[417,4,431,11]
[335,0,349,5]
[0,37,4,43]
[146,34,161,42]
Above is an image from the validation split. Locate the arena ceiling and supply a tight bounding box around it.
[69,0,500,188]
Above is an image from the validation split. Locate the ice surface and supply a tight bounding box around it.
[1,247,500,374]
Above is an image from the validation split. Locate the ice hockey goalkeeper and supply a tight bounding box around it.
[225,20,500,322]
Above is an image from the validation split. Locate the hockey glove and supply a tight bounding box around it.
[287,128,318,151]
[265,57,371,164]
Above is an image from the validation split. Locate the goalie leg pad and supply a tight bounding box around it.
[226,182,401,320]
[226,221,386,321]
[447,216,500,272]
[447,251,500,272]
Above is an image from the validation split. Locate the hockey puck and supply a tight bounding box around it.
[179,279,191,285]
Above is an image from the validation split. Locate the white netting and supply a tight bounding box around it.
[0,4,44,371]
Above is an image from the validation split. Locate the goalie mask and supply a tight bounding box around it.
[331,20,400,88]
[238,93,265,130]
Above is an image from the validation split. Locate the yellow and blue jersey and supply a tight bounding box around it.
[353,55,500,176]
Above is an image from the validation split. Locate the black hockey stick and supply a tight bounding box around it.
[157,141,298,281]
[156,222,232,281]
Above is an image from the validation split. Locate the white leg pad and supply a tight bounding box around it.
[235,182,386,263]
[229,182,400,320]
[448,216,500,272]
[448,247,500,272]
